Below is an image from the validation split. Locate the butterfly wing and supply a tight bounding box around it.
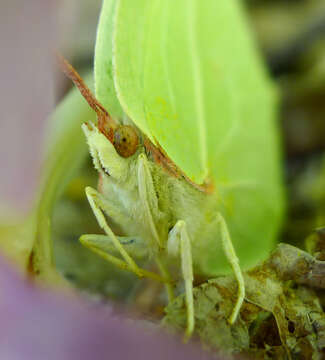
[95,0,124,120]
[95,0,285,273]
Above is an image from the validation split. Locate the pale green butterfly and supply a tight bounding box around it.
[62,0,285,340]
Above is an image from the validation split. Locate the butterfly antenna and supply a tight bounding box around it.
[56,52,116,141]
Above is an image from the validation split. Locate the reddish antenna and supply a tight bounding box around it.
[56,52,117,142]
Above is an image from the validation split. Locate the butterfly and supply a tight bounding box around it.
[58,0,284,340]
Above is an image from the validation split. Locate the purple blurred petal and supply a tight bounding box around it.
[0,257,215,360]
[0,1,55,214]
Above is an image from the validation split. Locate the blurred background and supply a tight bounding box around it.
[0,0,325,358]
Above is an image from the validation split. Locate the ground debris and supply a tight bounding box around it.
[164,240,325,359]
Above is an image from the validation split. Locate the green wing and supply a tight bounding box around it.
[95,0,124,119]
[111,0,282,185]
[95,0,285,272]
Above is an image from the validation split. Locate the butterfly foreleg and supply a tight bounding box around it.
[84,186,168,283]
[137,153,162,247]
[137,153,175,299]
[80,234,148,259]
[167,220,194,341]
[80,233,166,282]
[215,212,245,324]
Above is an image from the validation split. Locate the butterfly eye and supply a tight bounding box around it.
[113,125,139,157]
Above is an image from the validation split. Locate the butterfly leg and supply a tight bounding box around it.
[137,154,162,248]
[80,234,148,259]
[137,153,175,299]
[80,234,166,282]
[216,212,245,324]
[167,220,194,341]
[84,186,168,283]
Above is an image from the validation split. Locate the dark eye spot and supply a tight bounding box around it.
[113,125,139,158]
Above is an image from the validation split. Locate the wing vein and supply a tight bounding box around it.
[187,0,208,175]
[161,0,176,112]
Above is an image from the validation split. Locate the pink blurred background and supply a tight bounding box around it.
[0,1,57,215]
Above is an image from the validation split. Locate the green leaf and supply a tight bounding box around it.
[0,73,96,278]
[32,72,97,278]
[96,0,285,271]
